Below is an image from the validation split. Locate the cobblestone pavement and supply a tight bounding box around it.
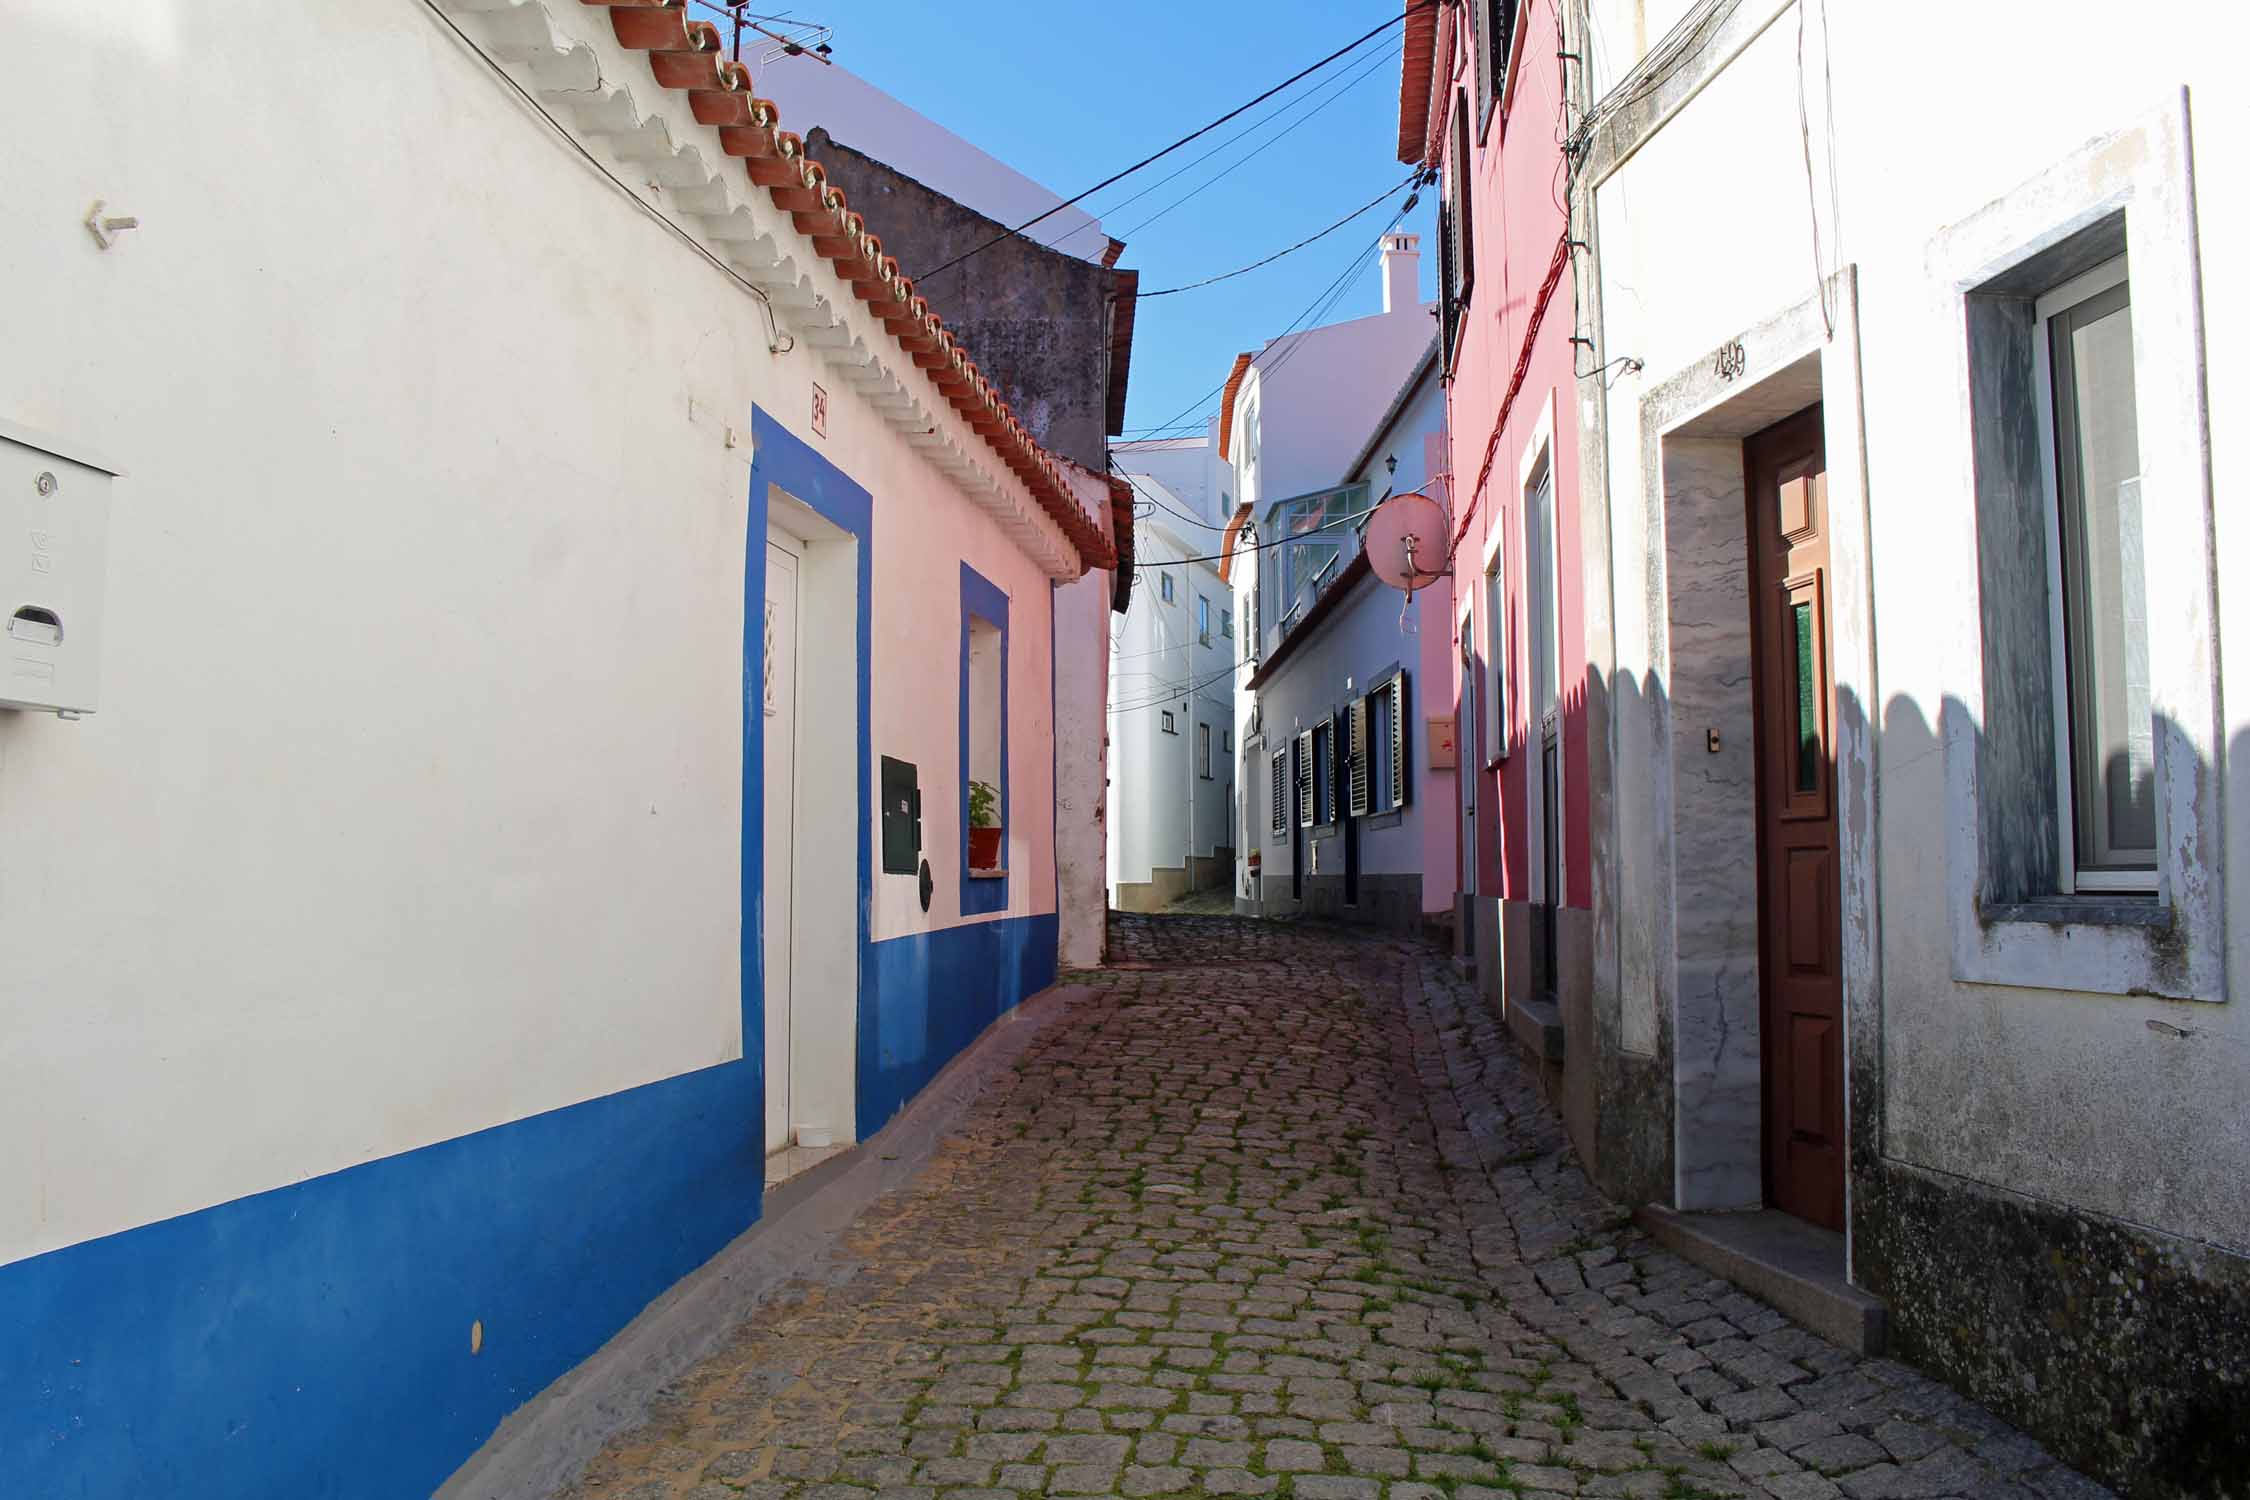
[558,916,2108,1500]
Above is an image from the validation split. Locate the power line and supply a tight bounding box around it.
[1054,37,1394,249]
[1133,494,1383,570]
[415,0,795,355]
[1125,198,1420,441]
[1113,464,1232,533]
[1114,42,1404,242]
[914,0,1438,286]
[1139,174,1420,299]
[1108,659,1248,717]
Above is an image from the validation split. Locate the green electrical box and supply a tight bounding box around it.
[880,755,922,875]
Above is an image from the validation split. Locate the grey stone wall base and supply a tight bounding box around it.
[436,985,1087,1500]
[1856,1157,2250,1499]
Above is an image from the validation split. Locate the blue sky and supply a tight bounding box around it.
[743,1,1437,440]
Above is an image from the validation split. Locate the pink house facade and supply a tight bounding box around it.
[1401,0,1594,1131]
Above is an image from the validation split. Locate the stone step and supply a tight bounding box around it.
[1636,1204,1888,1355]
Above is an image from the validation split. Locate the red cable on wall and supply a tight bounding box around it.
[1447,234,1572,559]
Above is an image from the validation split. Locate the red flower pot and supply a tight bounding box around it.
[968,827,1003,871]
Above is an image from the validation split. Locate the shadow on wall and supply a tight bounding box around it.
[1593,649,2246,1497]
[1856,692,2248,1500]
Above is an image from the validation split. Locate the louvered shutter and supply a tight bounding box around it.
[1389,675,1411,809]
[1348,698,1371,817]
[1296,730,1314,829]
[1269,751,1287,836]
[1437,200,1459,373]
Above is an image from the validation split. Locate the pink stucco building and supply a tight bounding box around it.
[1399,0,1591,1120]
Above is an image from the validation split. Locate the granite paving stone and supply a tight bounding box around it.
[547,916,2110,1500]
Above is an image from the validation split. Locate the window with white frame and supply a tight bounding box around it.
[1526,449,1559,740]
[1483,558,1507,765]
[1221,607,1233,638]
[1159,571,1175,604]
[1196,594,1212,643]
[1945,104,2223,1002]
[2039,257,2154,888]
[1160,709,1177,735]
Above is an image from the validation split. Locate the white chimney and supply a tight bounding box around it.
[1380,232,1421,315]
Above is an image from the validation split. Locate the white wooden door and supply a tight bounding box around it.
[762,540,801,1154]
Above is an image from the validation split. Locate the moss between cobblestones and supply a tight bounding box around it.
[550,917,2110,1500]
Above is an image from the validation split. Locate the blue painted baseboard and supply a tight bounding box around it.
[860,912,1059,1150]
[4,911,1057,1499]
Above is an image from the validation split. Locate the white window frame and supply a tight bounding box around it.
[1482,555,1507,768]
[2032,254,2154,895]
[1160,709,1176,735]
[1196,593,1212,644]
[1935,96,2224,1003]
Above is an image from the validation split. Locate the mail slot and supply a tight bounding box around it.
[1,421,117,715]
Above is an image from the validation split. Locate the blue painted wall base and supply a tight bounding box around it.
[861,913,1058,1141]
[1,913,1058,1499]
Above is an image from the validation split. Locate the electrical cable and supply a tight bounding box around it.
[1122,191,1426,442]
[416,0,795,355]
[1065,38,1399,245]
[1111,464,1233,533]
[1107,658,1250,717]
[914,0,1439,285]
[1138,174,1421,299]
[1116,43,1405,242]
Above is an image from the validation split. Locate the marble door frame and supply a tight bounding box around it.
[1625,271,1881,1253]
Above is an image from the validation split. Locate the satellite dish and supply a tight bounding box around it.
[1363,491,1450,594]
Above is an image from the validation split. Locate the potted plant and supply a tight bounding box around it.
[967,780,1002,871]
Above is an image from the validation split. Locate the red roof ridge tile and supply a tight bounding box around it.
[582,0,1113,572]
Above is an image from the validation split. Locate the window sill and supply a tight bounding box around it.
[1362,810,1406,831]
[967,867,1007,881]
[1980,897,2170,931]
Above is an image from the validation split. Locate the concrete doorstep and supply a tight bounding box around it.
[1636,1203,1889,1355]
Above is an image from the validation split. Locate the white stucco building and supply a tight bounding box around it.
[0,3,1119,1494]
[1223,236,1455,930]
[1107,434,1236,909]
[1551,0,2248,1486]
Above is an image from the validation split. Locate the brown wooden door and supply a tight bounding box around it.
[1746,405,1845,1231]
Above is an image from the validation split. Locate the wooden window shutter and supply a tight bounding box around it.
[1438,200,1459,372]
[1389,675,1410,809]
[1296,730,1314,829]
[1450,93,1474,309]
[1490,0,1519,112]
[1348,698,1371,817]
[1269,751,1287,836]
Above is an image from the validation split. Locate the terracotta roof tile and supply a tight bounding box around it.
[587,0,1114,572]
[1215,352,1254,462]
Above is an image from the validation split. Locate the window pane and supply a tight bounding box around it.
[1792,601,1819,793]
[2053,283,2154,871]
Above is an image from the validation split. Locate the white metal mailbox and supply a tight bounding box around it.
[0,419,118,715]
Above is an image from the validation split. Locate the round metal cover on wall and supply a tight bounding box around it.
[919,858,933,912]
[1363,491,1450,593]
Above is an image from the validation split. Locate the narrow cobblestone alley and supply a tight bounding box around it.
[559,918,2108,1500]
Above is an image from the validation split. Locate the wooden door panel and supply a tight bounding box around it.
[1747,404,1846,1231]
[1785,847,1829,974]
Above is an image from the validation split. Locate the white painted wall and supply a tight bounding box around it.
[1587,0,2249,1247]
[1106,477,1236,897]
[0,0,1078,1267]
[755,55,1110,264]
